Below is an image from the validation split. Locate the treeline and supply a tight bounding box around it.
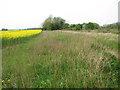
[1,15,118,31]
[19,28,42,30]
[1,28,8,31]
[102,23,118,30]
[42,15,118,31]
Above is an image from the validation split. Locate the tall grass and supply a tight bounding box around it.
[2,31,118,88]
[2,33,40,48]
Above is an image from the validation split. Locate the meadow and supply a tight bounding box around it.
[2,30,119,88]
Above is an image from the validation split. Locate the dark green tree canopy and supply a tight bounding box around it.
[85,22,95,30]
[2,28,8,31]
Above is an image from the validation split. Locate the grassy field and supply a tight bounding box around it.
[2,30,119,88]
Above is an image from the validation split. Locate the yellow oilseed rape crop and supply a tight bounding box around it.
[1,30,42,47]
[2,30,42,40]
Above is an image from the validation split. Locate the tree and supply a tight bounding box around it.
[52,17,66,30]
[75,24,82,30]
[103,23,118,29]
[70,24,76,30]
[93,23,100,29]
[42,16,66,30]
[62,23,69,29]
[85,22,95,30]
[42,15,53,30]
[2,28,8,31]
[43,20,53,30]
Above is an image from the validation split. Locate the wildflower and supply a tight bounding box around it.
[8,79,10,82]
[59,82,63,87]
[2,80,4,82]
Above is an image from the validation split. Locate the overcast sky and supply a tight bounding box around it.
[0,0,119,29]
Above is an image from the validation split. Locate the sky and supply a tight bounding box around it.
[0,0,119,29]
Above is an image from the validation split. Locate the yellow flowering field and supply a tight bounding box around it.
[1,30,42,47]
[2,30,42,40]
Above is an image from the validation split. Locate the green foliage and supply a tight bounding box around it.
[93,23,101,29]
[52,17,65,30]
[85,22,95,30]
[42,15,66,30]
[70,22,100,30]
[83,22,101,30]
[102,23,118,30]
[2,28,8,31]
[70,24,82,30]
[42,15,53,30]
[74,24,82,30]
[43,20,53,30]
[63,23,70,29]
[70,24,76,30]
